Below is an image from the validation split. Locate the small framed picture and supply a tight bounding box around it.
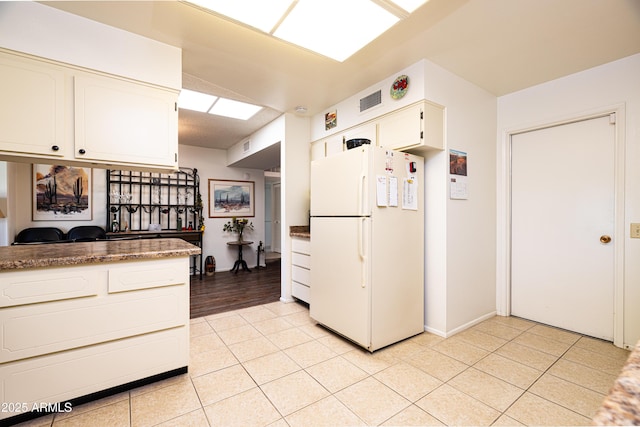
[325,110,337,130]
[33,164,92,221]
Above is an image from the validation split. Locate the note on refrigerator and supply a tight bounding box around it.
[402,178,418,210]
[376,175,387,206]
[389,176,398,207]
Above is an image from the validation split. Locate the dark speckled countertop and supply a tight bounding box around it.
[290,226,310,238]
[0,238,201,270]
[593,341,640,425]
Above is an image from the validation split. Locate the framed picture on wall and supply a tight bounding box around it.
[208,179,254,218]
[33,164,92,221]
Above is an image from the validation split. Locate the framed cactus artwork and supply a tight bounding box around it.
[32,164,92,221]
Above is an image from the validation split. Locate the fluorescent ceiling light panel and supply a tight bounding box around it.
[390,0,429,13]
[187,0,294,32]
[208,98,263,120]
[178,89,217,112]
[273,0,399,62]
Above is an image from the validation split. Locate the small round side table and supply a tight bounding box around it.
[227,240,253,273]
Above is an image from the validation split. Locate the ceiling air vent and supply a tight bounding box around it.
[243,140,251,153]
[360,90,382,112]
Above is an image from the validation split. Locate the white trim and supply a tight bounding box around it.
[497,104,626,347]
[425,311,497,338]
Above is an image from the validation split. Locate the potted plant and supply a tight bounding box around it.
[223,217,253,242]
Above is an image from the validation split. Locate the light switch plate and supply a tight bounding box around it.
[631,223,640,238]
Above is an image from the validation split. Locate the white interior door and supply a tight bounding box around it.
[511,115,615,340]
[272,183,281,253]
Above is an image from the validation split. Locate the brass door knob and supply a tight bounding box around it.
[600,235,612,244]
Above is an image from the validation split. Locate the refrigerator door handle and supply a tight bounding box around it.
[359,172,366,216]
[359,217,366,288]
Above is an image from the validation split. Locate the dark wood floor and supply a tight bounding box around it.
[189,258,281,318]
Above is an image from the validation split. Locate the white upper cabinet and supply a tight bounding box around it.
[0,51,67,158]
[378,100,444,152]
[310,100,444,161]
[74,75,178,169]
[0,49,179,172]
[311,122,378,161]
[343,123,377,150]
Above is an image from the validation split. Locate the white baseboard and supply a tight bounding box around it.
[424,311,497,338]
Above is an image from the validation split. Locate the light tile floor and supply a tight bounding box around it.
[17,301,630,427]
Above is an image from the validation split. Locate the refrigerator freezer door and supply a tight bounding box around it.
[310,216,371,348]
[311,146,371,217]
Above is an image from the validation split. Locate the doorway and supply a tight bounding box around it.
[510,113,619,341]
[272,183,281,254]
[264,178,281,262]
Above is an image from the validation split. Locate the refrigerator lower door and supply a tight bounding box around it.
[310,216,371,349]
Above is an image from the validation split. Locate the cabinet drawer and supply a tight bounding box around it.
[291,238,310,255]
[0,266,102,308]
[292,265,310,286]
[291,252,310,269]
[292,281,310,303]
[108,258,187,293]
[0,285,187,363]
[0,327,187,420]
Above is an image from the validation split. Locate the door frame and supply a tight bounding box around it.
[496,104,626,347]
[272,182,281,253]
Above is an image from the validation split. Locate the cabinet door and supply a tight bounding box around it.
[324,133,344,158]
[74,75,178,169]
[378,101,444,152]
[343,122,377,147]
[310,140,325,162]
[0,52,66,158]
[377,102,423,151]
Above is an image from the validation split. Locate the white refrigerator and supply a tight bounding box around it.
[310,145,424,351]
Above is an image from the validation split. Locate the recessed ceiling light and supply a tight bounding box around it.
[391,0,429,13]
[182,0,428,62]
[186,0,294,32]
[178,89,217,112]
[273,0,399,62]
[208,98,263,120]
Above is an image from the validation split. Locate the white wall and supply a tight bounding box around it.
[0,2,181,89]
[179,144,266,271]
[310,61,426,141]
[0,162,8,246]
[497,53,640,348]
[421,60,498,336]
[281,113,311,302]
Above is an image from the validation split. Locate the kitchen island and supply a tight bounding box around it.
[0,239,199,423]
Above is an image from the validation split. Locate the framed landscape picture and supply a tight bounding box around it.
[33,164,92,221]
[208,179,254,218]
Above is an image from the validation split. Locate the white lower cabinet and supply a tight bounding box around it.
[0,257,189,421]
[291,237,311,303]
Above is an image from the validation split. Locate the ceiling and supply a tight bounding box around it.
[41,0,640,170]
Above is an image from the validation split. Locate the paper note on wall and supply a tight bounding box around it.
[450,176,468,199]
[402,178,418,210]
